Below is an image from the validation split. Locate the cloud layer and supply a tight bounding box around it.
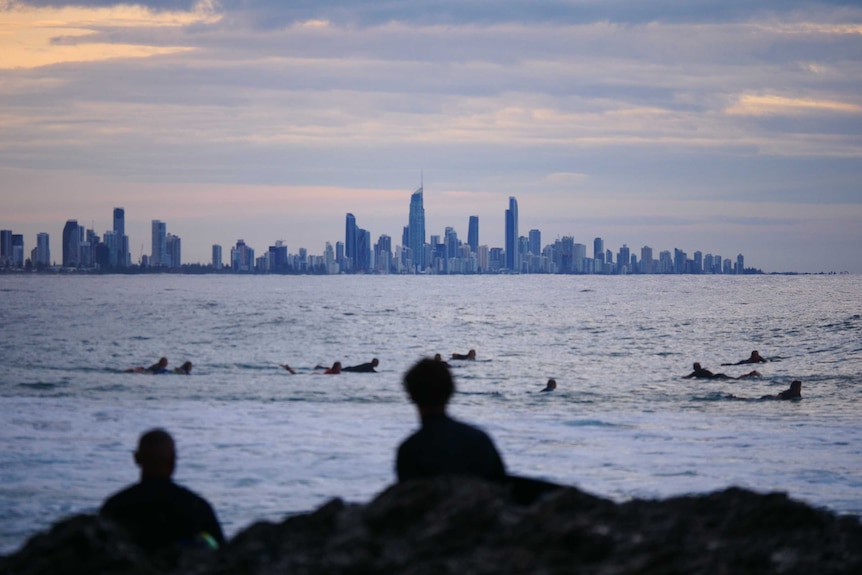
[1,0,861,271]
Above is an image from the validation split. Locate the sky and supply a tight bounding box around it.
[1,0,861,273]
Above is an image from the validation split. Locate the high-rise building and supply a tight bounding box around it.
[11,234,24,267]
[593,237,604,263]
[345,213,357,270]
[36,232,50,267]
[736,254,744,274]
[0,229,11,266]
[166,233,181,268]
[640,245,653,274]
[151,220,167,267]
[62,220,80,268]
[212,244,223,269]
[528,229,541,256]
[407,186,426,272]
[467,216,479,254]
[505,196,518,271]
[113,208,129,268]
[356,228,371,271]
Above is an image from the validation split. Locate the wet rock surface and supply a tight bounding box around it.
[3,477,861,575]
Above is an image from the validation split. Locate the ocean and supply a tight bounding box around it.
[1,273,860,554]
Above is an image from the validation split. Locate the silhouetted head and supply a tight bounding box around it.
[693,362,702,370]
[434,353,443,361]
[404,358,454,410]
[179,361,192,373]
[371,358,379,368]
[157,357,168,369]
[790,380,802,392]
[546,379,557,391]
[467,349,476,360]
[134,428,176,480]
[750,350,762,360]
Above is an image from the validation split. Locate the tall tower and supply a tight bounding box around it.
[62,220,79,268]
[467,216,479,254]
[528,229,541,256]
[151,220,167,267]
[408,185,426,272]
[113,207,129,268]
[505,196,518,271]
[345,213,357,270]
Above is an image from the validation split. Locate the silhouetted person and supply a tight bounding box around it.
[540,379,557,392]
[396,358,505,482]
[723,350,767,365]
[433,353,450,367]
[761,380,802,400]
[100,428,224,553]
[451,349,476,361]
[280,363,297,374]
[173,361,192,375]
[125,357,168,374]
[342,358,379,373]
[683,362,760,380]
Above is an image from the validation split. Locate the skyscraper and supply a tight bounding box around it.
[505,196,518,271]
[212,244,223,270]
[62,220,80,268]
[36,232,50,267]
[113,207,129,268]
[345,213,357,271]
[151,220,167,267]
[408,186,426,272]
[528,229,541,256]
[0,230,11,266]
[467,216,479,254]
[593,237,604,263]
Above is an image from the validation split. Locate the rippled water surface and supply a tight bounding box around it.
[1,274,860,554]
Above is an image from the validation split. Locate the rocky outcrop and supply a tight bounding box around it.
[3,477,861,575]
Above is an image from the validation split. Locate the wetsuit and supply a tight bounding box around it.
[396,414,506,483]
[451,354,473,360]
[687,367,731,380]
[100,478,224,552]
[342,362,377,373]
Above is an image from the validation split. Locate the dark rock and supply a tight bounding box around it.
[3,479,861,575]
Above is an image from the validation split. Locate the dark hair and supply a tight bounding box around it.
[403,358,455,408]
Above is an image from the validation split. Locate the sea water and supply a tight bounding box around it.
[0,273,860,554]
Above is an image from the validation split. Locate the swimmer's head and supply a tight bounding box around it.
[404,358,454,408]
[467,349,476,359]
[371,358,379,367]
[158,357,168,369]
[693,362,702,370]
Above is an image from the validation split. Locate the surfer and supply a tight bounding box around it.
[723,350,767,365]
[396,358,506,483]
[280,364,297,374]
[683,362,761,380]
[125,357,168,374]
[173,361,193,375]
[99,428,224,552]
[342,358,379,373]
[433,353,450,366]
[319,361,342,374]
[540,379,557,392]
[761,380,802,400]
[450,349,476,361]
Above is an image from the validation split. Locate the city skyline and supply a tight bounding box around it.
[2,191,761,275]
[1,2,860,273]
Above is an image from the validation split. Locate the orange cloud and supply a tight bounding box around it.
[0,1,220,69]
[726,94,862,116]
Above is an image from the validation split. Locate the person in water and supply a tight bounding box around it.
[173,361,192,375]
[450,349,477,361]
[320,361,342,374]
[761,380,802,400]
[342,358,379,373]
[396,358,506,482]
[540,379,557,392]
[100,428,224,553]
[433,353,450,367]
[723,350,767,365]
[683,362,760,380]
[280,364,297,374]
[125,357,169,374]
